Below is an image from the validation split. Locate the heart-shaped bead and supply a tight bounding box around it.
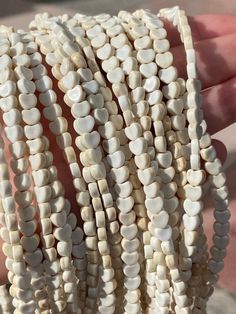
[73,116,95,135]
[164,196,178,213]
[214,222,230,237]
[66,85,83,103]
[107,151,125,169]
[152,211,169,228]
[158,167,175,183]
[3,108,20,127]
[110,166,129,184]
[102,56,119,73]
[102,137,120,154]
[82,130,100,149]
[22,108,40,125]
[159,66,177,84]
[154,225,172,241]
[78,68,93,82]
[184,184,202,201]
[114,181,133,198]
[125,123,142,141]
[129,138,147,156]
[5,125,23,143]
[211,247,227,262]
[183,199,203,216]
[137,167,155,186]
[155,51,173,69]
[145,196,163,214]
[116,196,134,213]
[211,172,226,188]
[213,235,229,249]
[187,169,206,186]
[54,224,72,242]
[50,211,67,228]
[71,100,90,118]
[140,62,157,78]
[208,260,224,274]
[134,153,150,170]
[183,214,200,231]
[91,32,108,49]
[24,249,43,267]
[214,209,230,224]
[87,93,104,109]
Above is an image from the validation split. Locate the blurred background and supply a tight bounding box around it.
[0,1,236,313]
[1,0,236,28]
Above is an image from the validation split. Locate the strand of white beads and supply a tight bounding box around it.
[158,7,208,313]
[0,26,37,314]
[140,10,191,313]
[159,6,230,313]
[126,10,178,313]
[115,11,165,313]
[29,24,87,313]
[16,29,72,313]
[33,14,118,314]
[0,284,13,313]
[11,30,49,314]
[31,15,90,309]
[177,8,230,314]
[83,13,146,313]
[28,22,85,313]
[56,18,120,314]
[137,9,197,313]
[74,13,142,313]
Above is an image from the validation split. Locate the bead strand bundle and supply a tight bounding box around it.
[0,6,230,314]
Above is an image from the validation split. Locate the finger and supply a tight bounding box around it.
[171,33,236,89]
[0,237,8,285]
[164,15,236,47]
[201,76,236,134]
[212,139,227,165]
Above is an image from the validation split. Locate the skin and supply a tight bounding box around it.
[0,14,236,285]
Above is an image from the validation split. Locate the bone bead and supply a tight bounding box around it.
[124,275,141,290]
[159,66,177,84]
[140,62,157,78]
[145,196,163,214]
[73,116,95,135]
[97,43,114,60]
[102,56,119,73]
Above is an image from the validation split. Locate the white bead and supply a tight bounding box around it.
[73,116,95,135]
[3,108,21,127]
[111,33,128,49]
[71,100,90,119]
[35,76,52,93]
[134,35,152,50]
[107,151,125,168]
[116,44,132,61]
[152,211,169,228]
[143,76,160,92]
[107,67,124,83]
[97,43,114,60]
[129,138,147,156]
[102,56,119,73]
[91,32,108,48]
[140,62,157,78]
[159,66,177,84]
[124,276,141,290]
[154,225,172,241]
[66,85,83,103]
[145,196,163,214]
[0,80,16,97]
